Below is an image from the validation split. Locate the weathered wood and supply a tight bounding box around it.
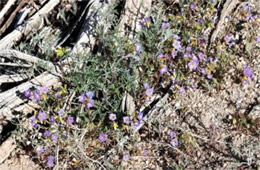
[0,49,62,77]
[0,62,32,67]
[0,0,17,27]
[0,71,60,116]
[0,137,16,164]
[0,0,60,50]
[118,0,152,39]
[210,0,239,45]
[72,0,114,54]
[0,74,30,83]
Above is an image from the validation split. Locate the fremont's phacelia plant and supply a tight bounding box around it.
[37,111,47,122]
[78,91,94,108]
[66,116,74,125]
[123,116,131,124]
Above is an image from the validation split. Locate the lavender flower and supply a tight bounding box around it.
[160,65,168,74]
[99,133,107,142]
[186,46,192,53]
[48,155,55,161]
[172,34,180,40]
[224,35,231,43]
[135,43,141,55]
[37,111,47,122]
[257,35,260,43]
[169,131,176,139]
[190,2,196,10]
[123,116,131,124]
[188,55,199,71]
[57,109,65,117]
[109,113,117,121]
[137,112,143,121]
[24,89,31,98]
[78,91,94,108]
[172,40,182,52]
[66,116,74,125]
[50,115,56,124]
[145,88,154,97]
[51,134,58,142]
[144,83,150,89]
[39,86,49,94]
[198,52,205,60]
[30,116,38,128]
[170,139,178,147]
[44,131,51,137]
[133,120,141,128]
[207,74,213,79]
[161,22,169,29]
[123,154,130,162]
[243,65,253,78]
[55,92,62,98]
[47,159,54,168]
[179,86,185,94]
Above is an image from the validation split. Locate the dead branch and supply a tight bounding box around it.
[209,0,240,45]
[0,0,17,27]
[0,49,62,77]
[0,74,30,83]
[0,0,60,50]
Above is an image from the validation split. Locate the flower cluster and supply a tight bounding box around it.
[78,91,94,108]
[169,131,178,147]
[24,86,49,101]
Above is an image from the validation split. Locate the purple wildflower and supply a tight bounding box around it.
[145,88,154,97]
[78,94,86,103]
[50,115,56,124]
[170,139,178,147]
[144,83,150,89]
[188,56,199,71]
[179,86,185,94]
[30,116,38,128]
[133,120,141,128]
[160,65,168,74]
[198,52,205,60]
[47,159,54,168]
[66,116,74,125]
[201,68,206,75]
[39,86,49,94]
[191,84,197,90]
[186,46,192,53]
[243,65,253,78]
[135,43,141,55]
[44,131,51,137]
[169,131,176,139]
[55,92,62,98]
[51,134,58,142]
[123,116,131,124]
[144,17,151,27]
[207,74,213,79]
[57,109,65,117]
[123,154,130,162]
[24,89,31,98]
[86,91,94,99]
[48,155,55,161]
[172,40,182,51]
[257,35,260,43]
[99,133,107,142]
[190,2,196,10]
[137,112,143,121]
[162,22,169,29]
[172,34,180,40]
[78,91,94,108]
[29,90,41,101]
[109,113,117,121]
[37,111,47,122]
[224,35,231,43]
